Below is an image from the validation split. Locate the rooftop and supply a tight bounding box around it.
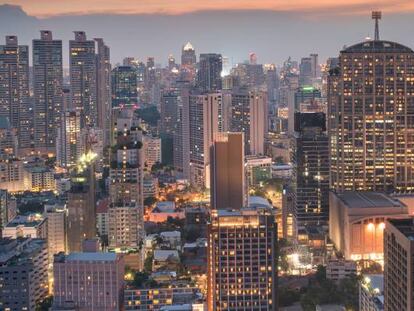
[336,192,404,209]
[341,40,413,54]
[388,218,414,240]
[64,252,117,262]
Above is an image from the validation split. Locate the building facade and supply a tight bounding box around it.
[328,40,414,192]
[207,208,278,311]
[33,30,63,154]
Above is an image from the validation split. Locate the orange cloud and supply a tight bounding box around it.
[4,0,414,17]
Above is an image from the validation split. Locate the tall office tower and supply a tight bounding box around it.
[33,30,63,154]
[288,86,324,134]
[310,53,319,78]
[109,108,144,246]
[66,152,97,252]
[0,36,32,154]
[111,65,138,108]
[231,89,268,155]
[56,109,82,168]
[207,207,278,311]
[210,132,246,210]
[328,27,414,192]
[0,190,16,233]
[182,42,196,66]
[146,57,156,90]
[384,218,414,310]
[44,203,67,262]
[299,56,313,86]
[189,93,226,188]
[197,53,222,92]
[95,38,111,146]
[292,112,329,233]
[265,64,279,105]
[0,238,48,311]
[161,89,180,135]
[53,252,124,310]
[108,201,141,248]
[69,31,97,128]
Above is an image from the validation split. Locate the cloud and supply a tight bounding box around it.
[4,0,414,17]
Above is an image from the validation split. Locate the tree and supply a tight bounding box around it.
[144,196,157,207]
[278,287,300,307]
[136,106,160,126]
[36,296,53,311]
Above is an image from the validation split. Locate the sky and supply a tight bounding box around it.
[3,0,414,17]
[1,2,414,67]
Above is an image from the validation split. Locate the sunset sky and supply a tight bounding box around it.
[2,0,414,17]
[1,1,414,66]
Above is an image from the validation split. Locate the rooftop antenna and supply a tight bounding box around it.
[372,11,382,41]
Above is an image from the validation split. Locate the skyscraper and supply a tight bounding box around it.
[69,31,97,128]
[172,82,191,179]
[94,38,111,146]
[328,39,414,192]
[0,238,49,311]
[197,53,222,92]
[109,108,144,248]
[181,42,196,66]
[207,207,278,311]
[210,132,246,210]
[292,112,329,232]
[189,93,226,188]
[67,152,97,252]
[111,65,138,108]
[231,88,268,155]
[0,36,31,154]
[53,252,124,310]
[384,218,414,310]
[33,30,63,154]
[56,109,82,168]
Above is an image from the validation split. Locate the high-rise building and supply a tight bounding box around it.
[328,35,414,192]
[143,134,162,170]
[0,238,49,311]
[197,53,222,92]
[69,31,97,128]
[288,86,324,134]
[172,82,191,178]
[231,89,268,155]
[0,35,32,154]
[0,117,18,159]
[146,57,156,91]
[56,109,82,168]
[291,112,329,231]
[111,65,138,108]
[182,42,196,66]
[207,207,278,311]
[161,89,179,136]
[53,252,124,310]
[109,108,144,247]
[210,132,246,210]
[0,190,16,234]
[66,152,97,252]
[108,201,141,248]
[33,30,63,154]
[44,203,67,262]
[299,57,312,86]
[384,218,414,310]
[95,38,111,146]
[189,93,226,188]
